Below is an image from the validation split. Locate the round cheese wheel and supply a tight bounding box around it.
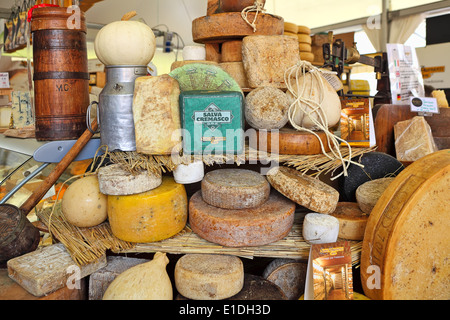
[221,40,242,62]
[189,191,295,247]
[219,62,249,89]
[98,164,162,196]
[201,169,270,209]
[284,22,298,34]
[355,177,395,214]
[302,213,340,244]
[228,274,288,300]
[297,25,311,35]
[173,160,204,184]
[174,254,244,300]
[182,45,206,61]
[283,31,298,38]
[299,43,312,52]
[329,202,368,240]
[107,176,187,243]
[267,166,339,214]
[300,52,314,62]
[245,86,290,130]
[361,150,450,300]
[297,34,312,44]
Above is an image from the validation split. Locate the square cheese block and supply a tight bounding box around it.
[132,74,182,155]
[242,35,300,89]
[179,90,244,155]
[394,116,437,162]
[7,243,106,297]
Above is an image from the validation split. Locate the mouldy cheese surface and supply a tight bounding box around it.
[189,191,295,247]
[107,176,187,243]
[132,74,181,155]
[201,169,270,209]
[302,213,339,244]
[174,254,244,300]
[266,166,339,214]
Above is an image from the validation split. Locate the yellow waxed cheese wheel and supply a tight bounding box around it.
[297,34,312,44]
[300,52,314,62]
[61,175,108,228]
[107,176,187,243]
[297,25,311,35]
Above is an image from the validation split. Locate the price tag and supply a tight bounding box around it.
[410,97,440,116]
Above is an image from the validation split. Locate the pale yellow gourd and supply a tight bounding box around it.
[102,252,173,300]
[94,11,156,66]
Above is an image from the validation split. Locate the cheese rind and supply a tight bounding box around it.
[201,169,270,209]
[329,202,368,240]
[189,191,295,247]
[302,213,339,244]
[98,164,162,195]
[107,176,187,243]
[219,62,249,89]
[266,166,339,214]
[174,254,244,300]
[355,177,395,214]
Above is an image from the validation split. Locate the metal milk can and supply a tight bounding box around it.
[87,65,148,152]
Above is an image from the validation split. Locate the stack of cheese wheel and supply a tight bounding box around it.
[171,45,219,71]
[284,22,298,39]
[297,25,314,62]
[189,168,296,247]
[193,0,283,91]
[101,164,188,243]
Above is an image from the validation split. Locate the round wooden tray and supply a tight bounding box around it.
[249,128,331,155]
[192,12,284,43]
[361,149,450,300]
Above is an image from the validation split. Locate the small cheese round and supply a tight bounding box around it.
[302,213,339,244]
[284,22,298,34]
[356,177,395,213]
[175,254,244,300]
[299,43,312,52]
[297,34,312,44]
[182,45,206,61]
[330,202,368,240]
[245,86,290,130]
[300,52,314,62]
[201,169,270,209]
[98,164,162,196]
[189,191,295,247]
[267,166,339,214]
[173,160,204,184]
[297,25,311,35]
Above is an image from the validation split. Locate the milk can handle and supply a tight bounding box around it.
[86,101,100,134]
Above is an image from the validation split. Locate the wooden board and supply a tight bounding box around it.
[249,128,331,155]
[192,12,284,44]
[374,104,450,156]
[361,149,450,300]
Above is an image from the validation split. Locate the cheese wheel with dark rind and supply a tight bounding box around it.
[189,191,296,247]
[266,166,339,214]
[201,169,270,209]
[329,202,368,240]
[361,150,450,300]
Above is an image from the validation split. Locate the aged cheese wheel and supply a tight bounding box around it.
[297,25,311,35]
[228,274,288,300]
[329,202,368,241]
[361,150,450,300]
[302,213,340,244]
[284,22,298,34]
[182,45,206,61]
[299,43,312,52]
[266,166,339,214]
[192,12,284,43]
[107,176,187,243]
[219,62,249,88]
[201,169,270,209]
[245,86,290,130]
[170,60,218,72]
[189,190,295,247]
[297,34,312,44]
[300,52,314,62]
[250,128,331,155]
[174,254,244,300]
[221,40,242,62]
[355,177,395,214]
[262,259,308,300]
[242,35,300,89]
[98,164,162,196]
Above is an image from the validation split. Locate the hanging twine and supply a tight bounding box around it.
[241,0,266,32]
[284,61,363,180]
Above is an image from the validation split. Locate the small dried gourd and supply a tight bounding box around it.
[103,252,173,300]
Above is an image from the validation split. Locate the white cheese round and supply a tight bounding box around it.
[182,45,206,61]
[302,213,339,244]
[173,160,204,184]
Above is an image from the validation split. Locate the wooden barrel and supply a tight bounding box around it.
[31,7,89,141]
[0,204,40,262]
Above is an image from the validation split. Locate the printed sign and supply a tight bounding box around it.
[410,97,439,115]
